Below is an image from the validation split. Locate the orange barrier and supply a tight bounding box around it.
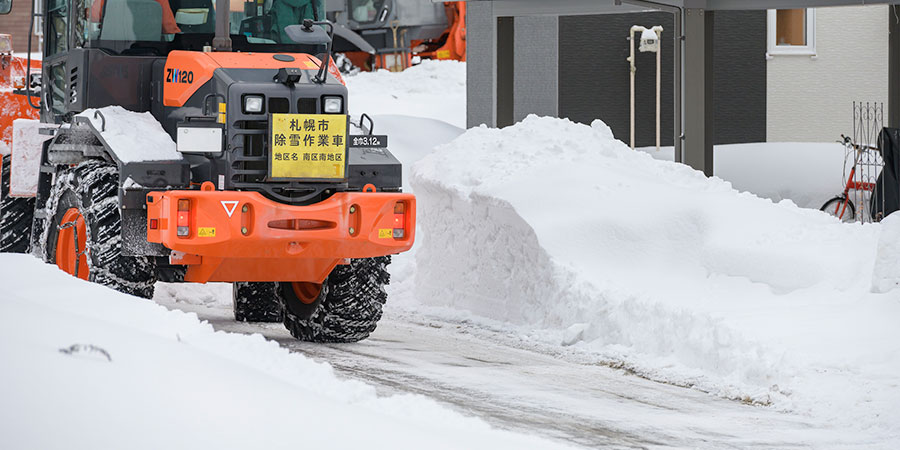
[146,182,415,283]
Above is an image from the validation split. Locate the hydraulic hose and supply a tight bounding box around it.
[25,0,40,110]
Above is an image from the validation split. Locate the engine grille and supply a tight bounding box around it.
[230,101,338,204]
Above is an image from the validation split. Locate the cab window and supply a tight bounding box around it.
[47,0,69,55]
[349,0,384,24]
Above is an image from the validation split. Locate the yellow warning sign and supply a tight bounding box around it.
[270,113,347,179]
[378,228,393,239]
[198,227,216,237]
[436,49,451,60]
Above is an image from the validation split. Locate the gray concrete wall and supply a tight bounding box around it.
[466,2,496,128]
[513,16,559,122]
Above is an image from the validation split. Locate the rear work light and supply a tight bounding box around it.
[177,199,191,237]
[393,202,406,239]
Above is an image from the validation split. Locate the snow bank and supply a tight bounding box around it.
[76,106,182,163]
[0,254,565,450]
[411,115,900,439]
[346,61,466,129]
[872,213,900,293]
[641,142,846,210]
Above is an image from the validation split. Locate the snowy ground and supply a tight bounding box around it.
[3,60,898,448]
[155,288,867,449]
[0,255,564,450]
[346,60,467,129]
[353,61,900,444]
[412,116,900,443]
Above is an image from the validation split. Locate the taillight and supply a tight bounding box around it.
[393,202,406,239]
[177,199,190,237]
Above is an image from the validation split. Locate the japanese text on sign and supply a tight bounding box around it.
[270,113,347,179]
[348,135,388,148]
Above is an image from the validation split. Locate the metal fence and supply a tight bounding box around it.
[845,101,885,223]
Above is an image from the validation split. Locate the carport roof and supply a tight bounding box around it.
[463,0,900,15]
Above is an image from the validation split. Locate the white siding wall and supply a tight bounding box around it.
[767,5,888,142]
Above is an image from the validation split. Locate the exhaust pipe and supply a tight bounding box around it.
[212,0,232,51]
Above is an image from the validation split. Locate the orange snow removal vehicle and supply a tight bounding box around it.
[0,0,414,342]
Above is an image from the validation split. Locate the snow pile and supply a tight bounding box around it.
[76,106,183,162]
[871,213,900,293]
[411,115,900,438]
[0,254,565,450]
[642,142,847,210]
[346,60,466,129]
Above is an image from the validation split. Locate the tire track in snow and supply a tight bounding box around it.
[156,297,849,449]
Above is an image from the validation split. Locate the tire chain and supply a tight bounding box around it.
[282,256,391,343]
[41,160,156,298]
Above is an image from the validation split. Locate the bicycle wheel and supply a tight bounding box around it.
[820,196,856,223]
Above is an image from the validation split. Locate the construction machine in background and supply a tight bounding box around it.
[0,0,415,343]
[0,38,41,253]
[327,0,465,72]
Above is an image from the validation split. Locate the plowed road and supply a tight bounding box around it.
[156,295,856,449]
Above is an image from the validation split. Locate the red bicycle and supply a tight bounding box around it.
[820,135,879,222]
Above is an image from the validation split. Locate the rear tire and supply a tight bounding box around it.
[820,196,856,223]
[281,256,390,343]
[0,156,34,253]
[43,160,156,298]
[233,282,283,322]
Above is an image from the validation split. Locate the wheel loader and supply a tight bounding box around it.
[0,0,415,342]
[326,0,467,72]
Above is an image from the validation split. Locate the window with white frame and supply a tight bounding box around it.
[767,9,816,56]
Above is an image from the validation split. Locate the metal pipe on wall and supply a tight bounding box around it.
[617,0,683,162]
[628,25,663,152]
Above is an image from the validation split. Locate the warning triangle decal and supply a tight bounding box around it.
[221,201,239,217]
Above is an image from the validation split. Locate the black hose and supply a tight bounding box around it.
[25,0,40,110]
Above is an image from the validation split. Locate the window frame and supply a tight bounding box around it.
[767,8,816,57]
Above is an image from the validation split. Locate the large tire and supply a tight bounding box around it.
[282,256,391,343]
[42,160,156,298]
[233,282,283,322]
[0,156,35,253]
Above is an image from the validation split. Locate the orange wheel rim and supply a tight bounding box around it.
[56,208,89,280]
[291,282,322,305]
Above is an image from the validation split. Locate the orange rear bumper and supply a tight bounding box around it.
[146,185,415,283]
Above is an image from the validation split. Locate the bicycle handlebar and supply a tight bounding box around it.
[838,135,878,152]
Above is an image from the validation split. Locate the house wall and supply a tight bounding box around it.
[513,15,558,122]
[558,12,675,147]
[558,11,766,147]
[0,0,41,53]
[767,5,888,142]
[466,1,497,128]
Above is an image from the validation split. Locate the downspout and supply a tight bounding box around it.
[629,26,640,150]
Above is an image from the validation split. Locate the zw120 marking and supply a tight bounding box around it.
[166,68,194,84]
